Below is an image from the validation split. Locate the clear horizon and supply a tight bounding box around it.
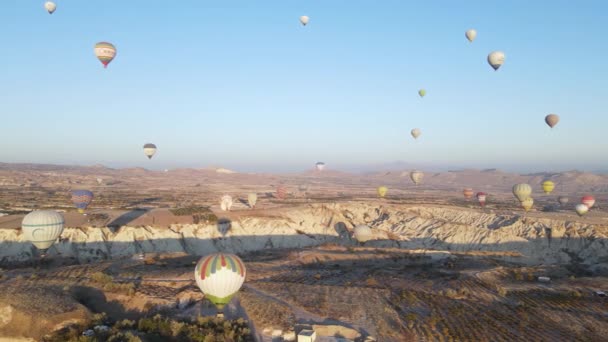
[1,1,607,173]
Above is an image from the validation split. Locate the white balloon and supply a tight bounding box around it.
[44,1,57,14]
[487,51,505,71]
[465,29,477,42]
[220,195,233,211]
[353,224,372,243]
[411,128,421,139]
[575,204,589,216]
[22,210,64,251]
[300,16,309,26]
[247,193,257,208]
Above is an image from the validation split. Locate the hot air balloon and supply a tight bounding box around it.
[465,29,477,42]
[410,171,424,185]
[300,16,309,26]
[521,197,534,212]
[463,188,474,199]
[143,143,157,159]
[94,42,116,68]
[298,184,309,192]
[418,89,426,98]
[558,196,569,206]
[487,51,505,71]
[96,178,103,185]
[194,253,246,316]
[44,1,56,14]
[512,184,532,202]
[71,190,93,213]
[575,204,589,217]
[247,193,257,208]
[541,180,555,194]
[353,225,372,243]
[545,114,560,129]
[377,186,388,198]
[581,195,595,209]
[22,210,64,255]
[476,192,487,207]
[315,162,326,171]
[276,185,287,200]
[411,128,421,140]
[220,195,233,211]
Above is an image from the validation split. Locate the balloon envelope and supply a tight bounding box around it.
[463,188,474,199]
[512,184,532,202]
[353,225,372,243]
[476,192,487,207]
[300,16,309,25]
[22,210,64,251]
[545,114,560,128]
[44,1,56,14]
[71,190,93,213]
[465,29,477,42]
[575,204,589,216]
[220,195,233,211]
[377,186,388,198]
[487,51,505,71]
[410,171,424,185]
[581,195,595,209]
[247,193,257,208]
[143,143,157,159]
[94,42,117,68]
[315,162,326,171]
[194,253,246,309]
[541,180,555,194]
[418,89,426,98]
[558,196,569,206]
[276,186,287,199]
[521,197,534,212]
[411,128,421,139]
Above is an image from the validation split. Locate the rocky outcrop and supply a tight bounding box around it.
[0,203,606,268]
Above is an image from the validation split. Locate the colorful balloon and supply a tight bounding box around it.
[194,253,246,311]
[512,184,532,202]
[71,190,93,213]
[94,42,116,68]
[463,188,474,199]
[300,16,309,26]
[44,1,56,14]
[487,51,505,71]
[353,225,372,243]
[418,89,426,98]
[143,143,157,159]
[541,180,555,194]
[411,128,421,139]
[521,197,534,212]
[247,193,257,208]
[575,204,589,216]
[22,210,64,254]
[377,186,388,198]
[465,29,477,42]
[545,114,560,129]
[410,171,424,185]
[476,192,487,207]
[581,195,595,209]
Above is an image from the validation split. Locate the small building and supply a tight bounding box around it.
[594,291,606,297]
[538,276,551,282]
[298,329,316,342]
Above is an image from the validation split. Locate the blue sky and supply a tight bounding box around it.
[1,0,606,173]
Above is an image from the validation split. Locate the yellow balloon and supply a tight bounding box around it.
[377,186,388,198]
[541,180,555,194]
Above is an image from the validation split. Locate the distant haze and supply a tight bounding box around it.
[1,1,606,172]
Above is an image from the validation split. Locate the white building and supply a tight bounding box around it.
[298,329,316,342]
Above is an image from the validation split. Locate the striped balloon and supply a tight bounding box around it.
[71,190,93,213]
[22,210,64,252]
[476,192,487,207]
[94,42,116,68]
[276,185,287,200]
[194,253,246,308]
[463,188,474,199]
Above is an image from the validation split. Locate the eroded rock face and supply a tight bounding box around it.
[0,285,90,340]
[0,203,606,267]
